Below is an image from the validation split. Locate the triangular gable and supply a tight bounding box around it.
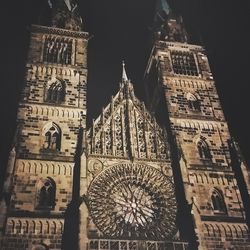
[87,81,169,160]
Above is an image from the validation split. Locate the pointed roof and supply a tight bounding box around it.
[87,63,169,161]
[122,61,128,82]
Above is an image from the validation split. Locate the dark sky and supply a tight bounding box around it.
[1,0,250,179]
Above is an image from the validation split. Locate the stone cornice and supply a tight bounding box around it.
[31,24,89,39]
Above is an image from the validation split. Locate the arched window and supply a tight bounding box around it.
[197,139,211,159]
[36,178,56,210]
[43,122,61,151]
[46,79,65,103]
[186,92,200,111]
[211,189,227,214]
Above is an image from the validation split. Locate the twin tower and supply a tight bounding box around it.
[1,0,250,249]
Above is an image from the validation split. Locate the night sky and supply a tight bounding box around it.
[1,0,250,180]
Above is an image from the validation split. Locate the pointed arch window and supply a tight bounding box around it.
[186,92,200,111]
[36,178,56,210]
[211,189,227,214]
[197,139,211,159]
[46,79,65,103]
[43,122,61,151]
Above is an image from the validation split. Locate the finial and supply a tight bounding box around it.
[122,61,128,82]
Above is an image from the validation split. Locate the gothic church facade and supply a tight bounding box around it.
[0,0,250,250]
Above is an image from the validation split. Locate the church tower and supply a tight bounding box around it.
[0,0,88,249]
[144,0,250,249]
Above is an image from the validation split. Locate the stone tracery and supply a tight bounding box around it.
[87,81,169,160]
[88,163,177,239]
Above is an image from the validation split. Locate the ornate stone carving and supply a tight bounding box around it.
[87,163,177,240]
[87,81,169,160]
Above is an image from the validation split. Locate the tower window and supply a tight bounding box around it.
[36,178,56,210]
[171,51,198,76]
[46,79,65,103]
[43,37,72,65]
[186,92,200,111]
[211,189,227,214]
[43,122,61,151]
[197,139,211,159]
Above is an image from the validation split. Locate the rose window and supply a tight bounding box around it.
[87,163,177,240]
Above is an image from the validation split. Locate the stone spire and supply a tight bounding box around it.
[122,61,128,82]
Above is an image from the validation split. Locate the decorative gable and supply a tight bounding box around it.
[87,81,169,161]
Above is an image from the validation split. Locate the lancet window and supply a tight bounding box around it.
[43,37,72,65]
[36,178,56,210]
[197,139,211,159]
[46,79,65,103]
[43,122,61,151]
[211,189,227,214]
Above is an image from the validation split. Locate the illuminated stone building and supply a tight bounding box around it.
[0,0,250,249]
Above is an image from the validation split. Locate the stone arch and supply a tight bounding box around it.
[9,219,15,234]
[204,174,209,184]
[238,225,245,238]
[193,173,198,183]
[37,221,43,234]
[51,221,56,234]
[36,177,56,210]
[16,220,22,234]
[52,164,55,175]
[186,92,201,111]
[38,163,43,173]
[45,221,50,234]
[32,220,36,234]
[23,220,29,234]
[204,223,210,236]
[196,136,212,160]
[28,162,32,173]
[209,224,216,237]
[215,224,221,237]
[243,225,249,237]
[69,165,72,176]
[221,224,227,237]
[62,165,66,175]
[60,221,64,233]
[211,188,227,214]
[198,174,204,183]
[42,121,61,151]
[227,225,233,237]
[20,161,25,172]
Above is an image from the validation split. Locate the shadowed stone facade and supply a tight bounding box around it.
[144,6,250,248]
[0,1,88,249]
[1,0,250,250]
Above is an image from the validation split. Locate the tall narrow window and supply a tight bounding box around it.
[171,51,198,76]
[211,189,227,214]
[43,122,61,151]
[43,37,72,65]
[186,92,200,111]
[197,139,211,159]
[47,79,65,103]
[36,178,56,210]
